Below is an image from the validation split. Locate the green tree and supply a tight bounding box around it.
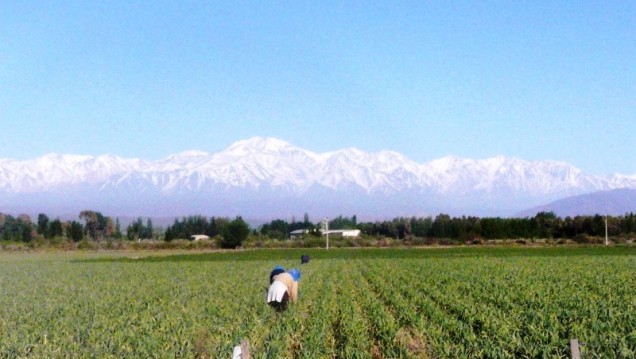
[481,217,505,239]
[145,218,154,239]
[329,215,357,230]
[431,213,452,238]
[206,217,219,237]
[221,217,250,248]
[37,213,50,236]
[104,217,115,238]
[49,219,64,238]
[20,222,34,242]
[67,221,84,242]
[127,217,144,241]
[164,227,174,242]
[78,210,115,240]
[17,214,34,242]
[260,219,290,239]
[410,216,433,237]
[114,218,123,239]
[79,210,100,240]
[532,211,559,238]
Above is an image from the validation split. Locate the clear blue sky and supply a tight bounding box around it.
[2,1,635,175]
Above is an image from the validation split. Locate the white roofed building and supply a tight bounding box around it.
[289,229,309,240]
[289,229,360,239]
[191,234,210,241]
[324,229,361,237]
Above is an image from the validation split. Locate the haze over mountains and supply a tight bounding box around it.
[1,137,635,220]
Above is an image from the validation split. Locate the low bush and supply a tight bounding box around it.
[77,239,95,250]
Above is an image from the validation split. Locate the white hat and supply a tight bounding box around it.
[267,281,288,303]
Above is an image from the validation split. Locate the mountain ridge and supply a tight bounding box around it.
[516,188,636,217]
[1,137,635,218]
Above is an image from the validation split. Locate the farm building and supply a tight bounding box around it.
[325,229,361,237]
[289,229,309,239]
[289,229,360,239]
[190,234,210,241]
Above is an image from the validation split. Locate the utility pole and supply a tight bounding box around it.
[322,217,329,250]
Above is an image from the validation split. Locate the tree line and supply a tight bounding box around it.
[0,211,152,243]
[0,211,251,249]
[259,212,636,243]
[2,210,635,246]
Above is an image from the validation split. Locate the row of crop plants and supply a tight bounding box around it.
[1,251,634,357]
[357,255,635,358]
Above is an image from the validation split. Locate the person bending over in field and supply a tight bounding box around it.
[267,265,300,311]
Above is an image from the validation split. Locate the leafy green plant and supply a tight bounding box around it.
[0,247,634,357]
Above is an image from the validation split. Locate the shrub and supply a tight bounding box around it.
[438,238,454,246]
[377,237,392,247]
[77,239,95,250]
[49,236,66,246]
[403,236,424,247]
[300,237,325,248]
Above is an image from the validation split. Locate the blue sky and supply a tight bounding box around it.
[2,1,635,175]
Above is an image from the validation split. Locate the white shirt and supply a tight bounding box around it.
[267,280,288,303]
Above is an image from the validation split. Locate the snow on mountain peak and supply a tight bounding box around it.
[170,150,209,157]
[36,153,93,165]
[2,138,636,217]
[162,150,210,162]
[226,137,294,153]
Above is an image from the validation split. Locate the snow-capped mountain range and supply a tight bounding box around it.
[1,137,635,219]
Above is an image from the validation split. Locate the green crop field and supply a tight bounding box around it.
[0,247,634,358]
